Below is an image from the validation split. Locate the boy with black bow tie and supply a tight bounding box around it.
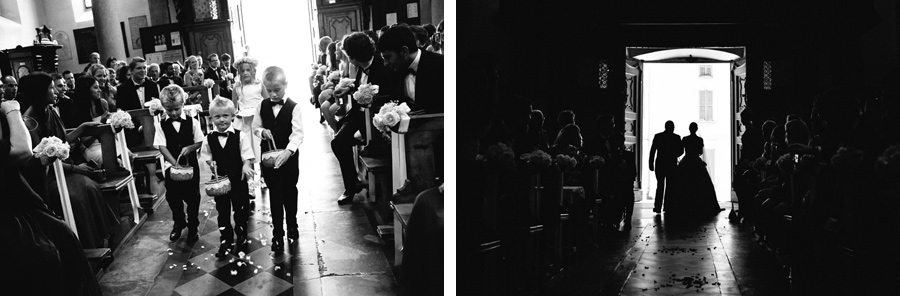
[200,97,256,257]
[251,66,304,252]
[154,85,204,243]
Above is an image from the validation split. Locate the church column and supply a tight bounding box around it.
[91,0,126,62]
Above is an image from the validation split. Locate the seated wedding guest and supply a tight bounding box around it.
[331,31,395,205]
[82,52,101,73]
[378,24,444,113]
[552,123,583,156]
[147,63,161,83]
[220,54,237,99]
[426,20,444,54]
[411,25,430,51]
[51,73,77,129]
[206,53,226,81]
[172,62,184,82]
[76,76,129,168]
[105,57,118,71]
[115,57,160,111]
[317,36,333,66]
[183,56,204,87]
[20,73,119,249]
[0,99,103,296]
[199,97,255,256]
[520,109,550,152]
[739,108,764,165]
[63,70,76,97]
[554,109,576,140]
[115,64,130,87]
[399,185,444,296]
[87,64,118,111]
[154,85,204,243]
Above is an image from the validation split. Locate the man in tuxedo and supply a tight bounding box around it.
[205,53,224,81]
[115,57,160,146]
[649,120,684,213]
[51,74,77,129]
[331,32,395,205]
[377,24,444,114]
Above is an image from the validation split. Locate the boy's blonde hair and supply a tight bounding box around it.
[160,85,186,105]
[263,66,287,85]
[209,96,235,113]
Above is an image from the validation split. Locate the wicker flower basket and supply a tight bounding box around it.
[170,154,194,181]
[204,161,231,196]
[260,137,285,169]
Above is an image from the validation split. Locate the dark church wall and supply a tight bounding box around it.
[459,0,898,138]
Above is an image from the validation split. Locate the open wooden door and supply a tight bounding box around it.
[731,58,747,182]
[625,57,643,192]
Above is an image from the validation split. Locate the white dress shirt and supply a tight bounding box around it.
[199,125,256,166]
[153,112,205,170]
[251,98,304,153]
[405,50,421,101]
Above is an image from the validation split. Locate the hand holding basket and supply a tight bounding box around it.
[204,161,231,196]
[170,154,194,181]
[260,137,285,169]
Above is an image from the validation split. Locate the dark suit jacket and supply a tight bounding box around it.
[339,55,396,139]
[649,131,683,174]
[392,50,444,114]
[115,78,160,111]
[204,66,223,81]
[55,95,78,129]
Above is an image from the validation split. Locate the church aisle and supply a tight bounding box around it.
[555,203,792,296]
[98,101,397,296]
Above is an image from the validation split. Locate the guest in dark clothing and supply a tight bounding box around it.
[332,32,396,205]
[0,98,102,295]
[649,120,683,213]
[115,57,161,147]
[519,109,550,152]
[378,24,444,113]
[739,108,764,165]
[399,186,444,296]
[52,73,78,129]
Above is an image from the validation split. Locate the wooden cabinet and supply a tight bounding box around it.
[1,45,62,79]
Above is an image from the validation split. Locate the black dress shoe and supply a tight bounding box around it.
[271,238,284,252]
[170,226,185,241]
[215,242,233,258]
[235,234,247,247]
[337,193,354,205]
[287,228,299,240]
[186,228,199,242]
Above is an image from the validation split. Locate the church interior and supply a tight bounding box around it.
[459,0,900,295]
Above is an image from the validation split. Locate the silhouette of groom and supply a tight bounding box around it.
[649,120,683,213]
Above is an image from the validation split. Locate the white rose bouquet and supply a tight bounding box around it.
[144,98,165,116]
[520,149,553,172]
[33,136,70,166]
[225,73,234,81]
[203,78,215,88]
[555,154,578,172]
[353,83,379,106]
[335,78,355,92]
[109,109,135,129]
[316,65,328,76]
[372,101,412,135]
[327,71,342,84]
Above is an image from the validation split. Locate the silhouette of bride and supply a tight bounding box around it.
[666,122,722,216]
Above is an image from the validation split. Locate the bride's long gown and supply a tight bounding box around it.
[665,134,721,216]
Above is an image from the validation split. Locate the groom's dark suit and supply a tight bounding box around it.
[649,130,683,212]
[114,78,159,146]
[332,55,395,194]
[392,50,443,114]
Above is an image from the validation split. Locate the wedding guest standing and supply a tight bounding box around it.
[378,24,444,113]
[115,57,160,147]
[649,120,683,213]
[154,85,204,243]
[252,66,303,252]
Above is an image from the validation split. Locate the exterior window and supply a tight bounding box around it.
[699,65,712,77]
[699,90,713,121]
[763,61,773,90]
[598,61,609,88]
[84,0,92,9]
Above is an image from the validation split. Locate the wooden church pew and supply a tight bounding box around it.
[52,159,114,277]
[127,109,162,213]
[80,124,141,225]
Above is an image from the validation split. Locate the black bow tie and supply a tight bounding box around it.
[407,68,417,76]
[168,117,183,122]
[270,99,285,106]
[213,131,232,137]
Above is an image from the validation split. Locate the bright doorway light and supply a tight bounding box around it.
[640,63,733,202]
[242,0,314,100]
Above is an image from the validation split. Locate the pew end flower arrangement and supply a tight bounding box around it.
[108,109,135,133]
[372,101,411,140]
[589,155,606,168]
[476,142,516,172]
[555,154,579,172]
[519,149,553,173]
[33,136,70,166]
[144,98,165,116]
[352,83,379,107]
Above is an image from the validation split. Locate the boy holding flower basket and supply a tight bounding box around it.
[153,85,204,242]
